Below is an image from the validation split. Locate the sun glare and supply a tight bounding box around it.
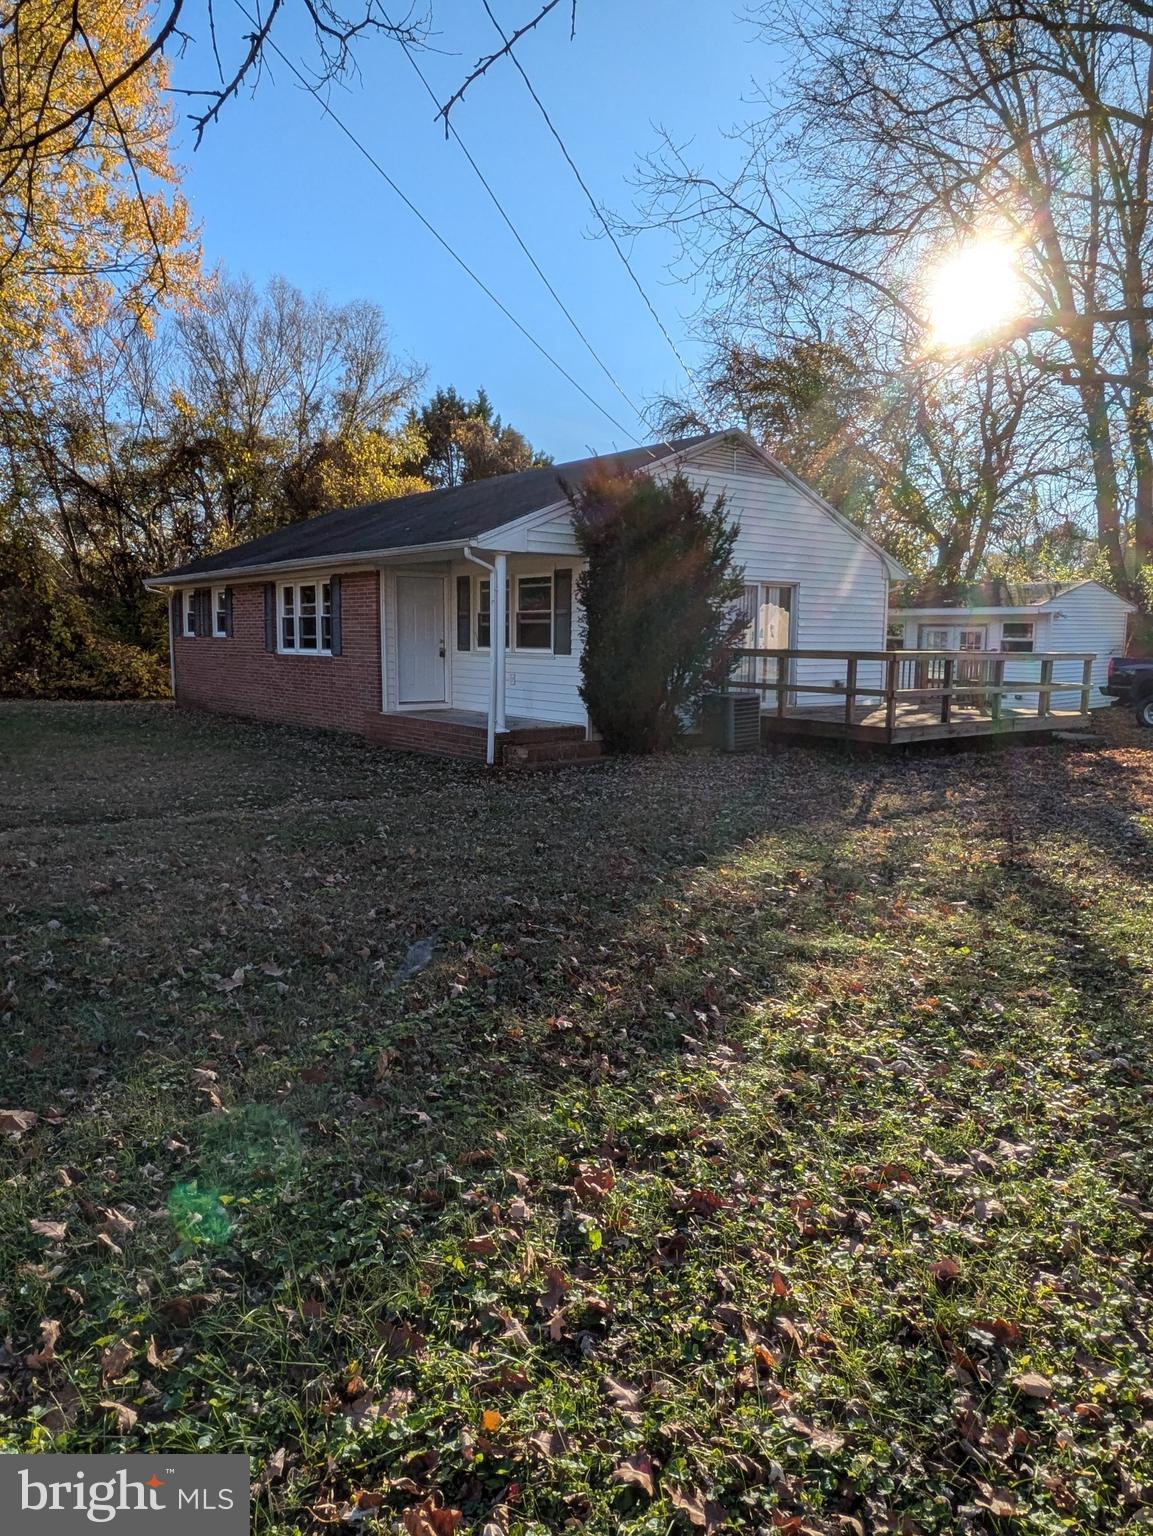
[923,237,1025,350]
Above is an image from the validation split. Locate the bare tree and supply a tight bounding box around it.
[636,0,1153,601]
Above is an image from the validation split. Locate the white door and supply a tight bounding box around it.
[396,574,447,705]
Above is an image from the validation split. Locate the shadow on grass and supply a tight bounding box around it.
[2,704,1152,1532]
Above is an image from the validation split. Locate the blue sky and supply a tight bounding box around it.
[168,4,767,461]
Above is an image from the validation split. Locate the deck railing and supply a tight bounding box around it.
[722,647,1098,730]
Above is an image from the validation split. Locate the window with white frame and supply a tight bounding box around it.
[476,578,509,651]
[1001,620,1035,653]
[213,587,229,637]
[886,620,905,649]
[183,590,197,636]
[515,574,553,650]
[279,581,333,654]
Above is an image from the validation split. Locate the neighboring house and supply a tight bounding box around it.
[890,578,1135,708]
[147,430,905,764]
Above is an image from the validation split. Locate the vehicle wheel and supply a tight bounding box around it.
[1137,695,1153,728]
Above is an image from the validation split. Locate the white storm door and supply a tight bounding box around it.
[396,574,447,704]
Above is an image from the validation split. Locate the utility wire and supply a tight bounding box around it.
[395,30,656,445]
[233,0,642,444]
[479,0,713,422]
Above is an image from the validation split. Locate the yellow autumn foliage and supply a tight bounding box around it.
[0,0,200,390]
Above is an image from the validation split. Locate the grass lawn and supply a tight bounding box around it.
[2,701,1153,1535]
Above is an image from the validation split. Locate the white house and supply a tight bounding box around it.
[890,578,1135,708]
[149,430,906,764]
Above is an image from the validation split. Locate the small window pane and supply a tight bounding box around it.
[283,586,295,613]
[516,576,552,649]
[299,615,318,648]
[214,589,228,636]
[282,615,295,647]
[299,584,317,613]
[321,615,333,650]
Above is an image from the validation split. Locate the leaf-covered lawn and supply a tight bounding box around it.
[2,701,1152,1535]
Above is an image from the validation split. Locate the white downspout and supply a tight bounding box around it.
[463,547,498,766]
[493,551,508,734]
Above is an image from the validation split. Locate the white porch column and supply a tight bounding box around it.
[493,551,509,733]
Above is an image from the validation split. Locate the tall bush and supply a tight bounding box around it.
[571,469,745,753]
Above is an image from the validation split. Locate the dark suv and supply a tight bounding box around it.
[1104,656,1153,726]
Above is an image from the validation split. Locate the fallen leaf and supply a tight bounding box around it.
[528,1428,566,1457]
[669,1485,728,1532]
[97,1400,138,1433]
[25,1319,61,1368]
[157,1293,212,1326]
[613,1452,655,1497]
[574,1166,615,1203]
[400,1494,463,1535]
[100,1334,139,1383]
[930,1256,962,1290]
[464,1234,498,1258]
[0,1109,38,1135]
[1012,1370,1054,1400]
[604,1376,643,1414]
[481,1408,503,1433]
[28,1218,67,1241]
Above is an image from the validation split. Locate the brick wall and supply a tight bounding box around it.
[173,572,381,735]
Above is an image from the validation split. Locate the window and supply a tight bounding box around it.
[886,621,905,649]
[515,575,553,650]
[213,587,229,637]
[1001,620,1035,653]
[476,579,509,651]
[279,581,333,654]
[918,625,952,650]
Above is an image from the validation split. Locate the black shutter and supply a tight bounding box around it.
[456,575,471,650]
[224,587,234,638]
[329,576,342,656]
[264,583,277,651]
[554,568,573,655]
[170,593,182,641]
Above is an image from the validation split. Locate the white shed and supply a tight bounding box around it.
[890,579,1136,707]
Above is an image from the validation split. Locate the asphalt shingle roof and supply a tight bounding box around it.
[152,434,716,583]
[892,578,1083,610]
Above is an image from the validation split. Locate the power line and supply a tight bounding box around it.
[394,30,656,444]
[478,0,712,420]
[232,0,642,445]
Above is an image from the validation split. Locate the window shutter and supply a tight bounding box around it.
[224,587,234,638]
[170,593,182,640]
[264,583,277,651]
[456,575,471,650]
[329,576,342,656]
[554,568,573,655]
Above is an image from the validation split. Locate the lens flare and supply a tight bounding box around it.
[923,237,1025,349]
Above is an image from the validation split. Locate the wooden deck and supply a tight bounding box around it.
[726,646,1098,747]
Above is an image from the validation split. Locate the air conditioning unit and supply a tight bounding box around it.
[701,691,762,752]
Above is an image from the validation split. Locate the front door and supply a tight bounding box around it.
[957,625,988,684]
[396,574,447,705]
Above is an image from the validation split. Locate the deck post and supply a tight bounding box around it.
[940,657,954,725]
[777,653,787,719]
[884,653,898,740]
[990,659,1004,723]
[844,656,857,726]
[1038,657,1054,718]
[1080,657,1094,717]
